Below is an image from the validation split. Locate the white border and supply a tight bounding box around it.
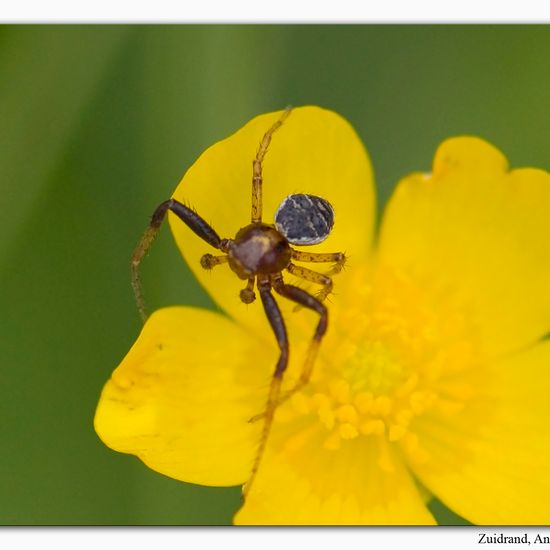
[3,527,550,550]
[1,0,550,23]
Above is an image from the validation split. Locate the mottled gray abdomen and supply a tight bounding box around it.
[274,193,335,245]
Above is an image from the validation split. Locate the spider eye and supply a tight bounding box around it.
[274,193,335,245]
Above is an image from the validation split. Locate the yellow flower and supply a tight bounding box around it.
[94,107,550,525]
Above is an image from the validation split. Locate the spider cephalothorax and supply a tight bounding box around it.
[131,107,346,495]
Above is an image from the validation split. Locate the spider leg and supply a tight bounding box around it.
[249,275,328,421]
[200,254,228,270]
[289,250,346,307]
[131,198,224,321]
[243,276,288,497]
[291,249,347,277]
[273,276,327,401]
[286,262,333,303]
[251,107,293,224]
[239,276,256,304]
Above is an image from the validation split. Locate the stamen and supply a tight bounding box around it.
[312,392,330,409]
[371,395,392,416]
[269,265,480,471]
[388,424,407,442]
[335,404,358,424]
[318,404,335,430]
[339,423,359,440]
[359,419,385,436]
[354,391,374,414]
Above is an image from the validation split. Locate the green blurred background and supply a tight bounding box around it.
[1,24,548,525]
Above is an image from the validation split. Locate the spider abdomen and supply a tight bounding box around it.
[227,223,291,279]
[275,193,335,245]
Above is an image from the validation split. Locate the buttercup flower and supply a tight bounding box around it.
[94,107,550,525]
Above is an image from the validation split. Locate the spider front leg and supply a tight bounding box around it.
[131,198,224,321]
[272,275,328,403]
[249,275,328,422]
[243,275,288,497]
[251,106,292,223]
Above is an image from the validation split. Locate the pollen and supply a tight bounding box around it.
[277,264,484,471]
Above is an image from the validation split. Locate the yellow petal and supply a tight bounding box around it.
[378,136,550,356]
[169,106,375,337]
[235,432,435,525]
[411,340,550,525]
[94,306,271,486]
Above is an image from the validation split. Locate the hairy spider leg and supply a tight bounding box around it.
[200,253,229,269]
[240,276,256,304]
[244,275,327,496]
[291,249,346,275]
[287,262,334,302]
[242,275,288,497]
[289,249,347,305]
[251,107,293,224]
[272,275,328,412]
[131,198,224,321]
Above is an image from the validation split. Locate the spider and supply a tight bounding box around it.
[131,107,346,495]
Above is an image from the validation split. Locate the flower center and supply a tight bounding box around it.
[276,263,484,471]
[343,341,404,396]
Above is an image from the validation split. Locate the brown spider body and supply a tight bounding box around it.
[130,107,346,498]
[225,223,292,280]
